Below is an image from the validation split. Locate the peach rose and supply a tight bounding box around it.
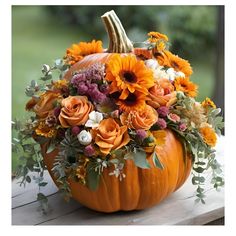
[147,78,177,109]
[91,118,130,156]
[120,105,158,130]
[59,96,93,127]
[33,91,61,118]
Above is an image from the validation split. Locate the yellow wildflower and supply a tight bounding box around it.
[202,97,216,109]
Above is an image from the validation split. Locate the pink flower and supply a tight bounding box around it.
[84,144,96,157]
[136,129,147,141]
[71,126,81,135]
[179,123,187,131]
[168,113,180,123]
[156,118,167,129]
[157,106,169,117]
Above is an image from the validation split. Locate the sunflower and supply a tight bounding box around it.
[156,50,193,77]
[65,40,103,65]
[174,77,198,98]
[116,91,147,113]
[200,125,217,147]
[106,54,154,100]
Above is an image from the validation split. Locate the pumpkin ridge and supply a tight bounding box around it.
[100,174,115,212]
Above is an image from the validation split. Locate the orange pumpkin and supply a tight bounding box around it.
[42,129,191,212]
[42,10,192,213]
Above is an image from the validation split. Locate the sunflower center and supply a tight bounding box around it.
[124,93,137,106]
[122,71,137,83]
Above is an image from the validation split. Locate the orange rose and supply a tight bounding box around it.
[59,96,93,127]
[91,118,130,156]
[33,91,61,118]
[120,105,158,130]
[147,78,177,109]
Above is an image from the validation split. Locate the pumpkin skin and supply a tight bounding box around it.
[42,129,192,213]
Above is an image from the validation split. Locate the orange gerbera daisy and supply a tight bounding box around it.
[106,54,154,100]
[200,126,217,147]
[174,77,198,98]
[116,91,147,113]
[157,50,193,77]
[65,40,103,65]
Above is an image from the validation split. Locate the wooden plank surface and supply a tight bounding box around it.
[12,136,225,225]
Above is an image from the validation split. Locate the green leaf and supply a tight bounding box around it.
[211,108,221,117]
[86,162,101,191]
[192,176,205,185]
[196,186,204,193]
[193,166,205,173]
[133,149,150,169]
[37,192,47,202]
[26,175,31,183]
[152,152,164,169]
[46,141,56,154]
[39,182,48,187]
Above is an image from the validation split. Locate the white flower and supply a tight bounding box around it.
[166,68,176,81]
[77,130,92,145]
[175,71,185,78]
[85,111,103,128]
[145,59,159,70]
[153,67,168,80]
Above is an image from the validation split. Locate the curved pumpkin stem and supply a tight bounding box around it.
[101,10,133,53]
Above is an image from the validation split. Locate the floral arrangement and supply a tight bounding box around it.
[12,15,224,212]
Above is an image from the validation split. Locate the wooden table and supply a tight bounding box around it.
[12,137,224,225]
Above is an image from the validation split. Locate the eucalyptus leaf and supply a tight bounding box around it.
[193,166,205,173]
[26,175,31,183]
[39,182,48,187]
[192,176,205,185]
[152,152,164,169]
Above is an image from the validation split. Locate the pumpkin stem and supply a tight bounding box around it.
[101,10,133,53]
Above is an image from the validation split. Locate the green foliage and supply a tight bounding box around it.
[152,152,164,169]
[132,148,150,169]
[86,161,101,191]
[12,119,50,214]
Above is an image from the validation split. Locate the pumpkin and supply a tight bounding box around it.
[42,10,192,213]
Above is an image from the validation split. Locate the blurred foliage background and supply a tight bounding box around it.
[12,5,224,171]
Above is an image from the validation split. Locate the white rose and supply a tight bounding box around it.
[85,111,103,128]
[77,130,92,145]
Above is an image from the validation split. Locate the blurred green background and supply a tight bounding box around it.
[12,5,224,171]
